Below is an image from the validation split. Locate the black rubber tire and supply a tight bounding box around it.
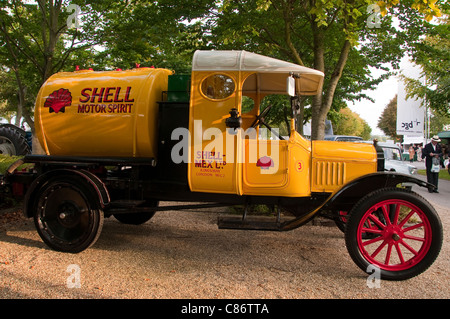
[0,126,30,155]
[334,210,348,233]
[33,175,104,253]
[345,187,443,281]
[114,211,156,225]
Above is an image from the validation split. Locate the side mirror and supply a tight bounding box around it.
[287,76,295,96]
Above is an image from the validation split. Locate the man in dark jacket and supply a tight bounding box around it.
[422,135,442,193]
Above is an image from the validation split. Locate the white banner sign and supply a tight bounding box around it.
[396,59,425,136]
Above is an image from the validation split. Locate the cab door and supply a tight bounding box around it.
[188,71,243,195]
[242,137,289,192]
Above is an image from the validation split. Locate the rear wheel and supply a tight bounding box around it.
[33,175,104,253]
[345,188,443,280]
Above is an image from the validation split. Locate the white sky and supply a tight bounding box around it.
[348,56,426,137]
[348,74,398,136]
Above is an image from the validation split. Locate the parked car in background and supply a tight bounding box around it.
[324,135,363,142]
[361,141,417,176]
[382,143,417,175]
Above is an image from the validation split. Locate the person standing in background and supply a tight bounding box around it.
[417,145,423,161]
[409,145,415,162]
[422,136,442,193]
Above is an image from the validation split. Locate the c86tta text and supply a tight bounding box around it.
[181,303,269,316]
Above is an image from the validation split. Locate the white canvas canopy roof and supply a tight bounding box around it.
[192,50,324,96]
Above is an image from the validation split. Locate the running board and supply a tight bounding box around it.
[217,215,285,231]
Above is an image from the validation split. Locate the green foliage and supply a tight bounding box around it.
[71,0,214,73]
[417,169,450,181]
[332,107,372,140]
[401,8,449,116]
[377,95,401,140]
[0,155,23,174]
[0,0,110,127]
[212,0,442,139]
[429,111,450,137]
[0,0,211,126]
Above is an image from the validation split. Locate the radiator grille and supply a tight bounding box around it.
[315,161,346,187]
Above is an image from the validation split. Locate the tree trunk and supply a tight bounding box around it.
[310,28,351,140]
[310,23,326,140]
[296,97,306,135]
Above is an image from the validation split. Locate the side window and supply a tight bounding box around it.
[201,74,235,100]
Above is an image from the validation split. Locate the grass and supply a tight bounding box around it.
[0,155,24,175]
[417,169,450,181]
[0,155,34,175]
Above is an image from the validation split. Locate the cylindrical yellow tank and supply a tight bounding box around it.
[35,67,173,158]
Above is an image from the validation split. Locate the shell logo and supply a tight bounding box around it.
[44,88,72,113]
[256,156,274,170]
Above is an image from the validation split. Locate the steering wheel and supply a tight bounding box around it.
[251,104,273,128]
[250,104,284,140]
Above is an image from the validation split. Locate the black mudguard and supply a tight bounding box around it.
[280,172,433,231]
[323,172,434,213]
[23,168,110,218]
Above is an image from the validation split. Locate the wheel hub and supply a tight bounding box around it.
[57,202,80,228]
[0,140,15,156]
[384,225,403,242]
[392,233,401,241]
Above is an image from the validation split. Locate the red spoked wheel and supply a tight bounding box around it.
[345,188,443,281]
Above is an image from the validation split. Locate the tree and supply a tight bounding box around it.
[0,0,217,131]
[401,6,449,116]
[333,107,372,139]
[378,95,401,140]
[78,0,215,72]
[429,110,450,136]
[210,0,445,140]
[0,0,114,131]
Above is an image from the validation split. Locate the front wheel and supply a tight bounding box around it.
[345,188,443,280]
[33,175,104,253]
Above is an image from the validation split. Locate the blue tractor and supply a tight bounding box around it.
[0,124,32,156]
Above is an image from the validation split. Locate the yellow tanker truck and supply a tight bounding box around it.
[1,51,443,280]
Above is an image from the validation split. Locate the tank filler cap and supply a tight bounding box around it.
[74,65,94,73]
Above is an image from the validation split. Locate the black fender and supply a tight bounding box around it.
[323,171,434,212]
[23,168,110,218]
[280,172,434,231]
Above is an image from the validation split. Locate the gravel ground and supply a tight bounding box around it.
[0,200,449,301]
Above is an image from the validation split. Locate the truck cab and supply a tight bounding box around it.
[185,51,377,197]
